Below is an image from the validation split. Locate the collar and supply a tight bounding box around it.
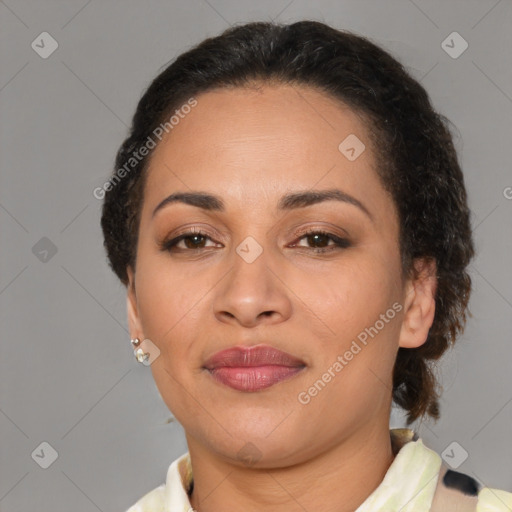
[355,428,441,511]
[164,428,442,512]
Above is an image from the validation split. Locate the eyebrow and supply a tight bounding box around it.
[152,189,373,221]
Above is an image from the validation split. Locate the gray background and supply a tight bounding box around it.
[1,1,511,511]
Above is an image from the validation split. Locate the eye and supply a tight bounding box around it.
[160,229,219,252]
[291,229,351,253]
[160,228,351,254]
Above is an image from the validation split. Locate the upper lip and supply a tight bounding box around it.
[204,344,305,369]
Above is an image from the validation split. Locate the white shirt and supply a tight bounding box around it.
[125,428,512,512]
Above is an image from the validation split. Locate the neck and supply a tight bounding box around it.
[187,421,395,512]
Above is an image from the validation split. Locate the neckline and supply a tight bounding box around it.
[166,428,441,512]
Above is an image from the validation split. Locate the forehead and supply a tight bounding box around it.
[142,84,386,214]
[149,83,373,164]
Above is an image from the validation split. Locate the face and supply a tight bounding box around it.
[127,83,434,467]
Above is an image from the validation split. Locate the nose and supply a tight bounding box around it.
[212,245,292,328]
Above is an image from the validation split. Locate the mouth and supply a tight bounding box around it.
[203,344,306,392]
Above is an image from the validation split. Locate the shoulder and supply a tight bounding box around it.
[476,487,512,512]
[390,429,512,512]
[433,464,512,512]
[477,486,512,511]
[124,452,192,512]
[124,484,166,512]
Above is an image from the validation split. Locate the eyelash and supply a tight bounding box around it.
[160,228,351,254]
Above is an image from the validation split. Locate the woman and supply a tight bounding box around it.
[101,20,512,512]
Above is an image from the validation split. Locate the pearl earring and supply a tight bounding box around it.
[130,338,150,364]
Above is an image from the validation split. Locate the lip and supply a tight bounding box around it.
[203,344,306,392]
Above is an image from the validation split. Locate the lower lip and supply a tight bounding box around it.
[207,365,304,392]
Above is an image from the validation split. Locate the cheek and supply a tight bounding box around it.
[299,252,403,402]
[298,252,401,338]
[134,255,213,385]
[135,252,199,339]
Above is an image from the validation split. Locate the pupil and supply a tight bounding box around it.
[185,235,204,249]
[309,234,328,247]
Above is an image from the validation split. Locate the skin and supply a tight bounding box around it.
[126,83,437,512]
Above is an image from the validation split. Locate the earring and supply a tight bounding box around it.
[131,338,150,364]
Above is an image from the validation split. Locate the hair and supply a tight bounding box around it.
[101,20,474,425]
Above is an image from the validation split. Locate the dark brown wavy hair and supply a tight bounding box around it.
[101,20,475,425]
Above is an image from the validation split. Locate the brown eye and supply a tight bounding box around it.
[293,230,351,253]
[161,231,218,252]
[305,233,330,248]
[181,234,207,249]
[160,229,350,254]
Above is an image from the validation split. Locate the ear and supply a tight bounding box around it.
[126,266,144,340]
[398,258,437,349]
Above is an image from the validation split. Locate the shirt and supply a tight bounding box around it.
[125,428,512,512]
